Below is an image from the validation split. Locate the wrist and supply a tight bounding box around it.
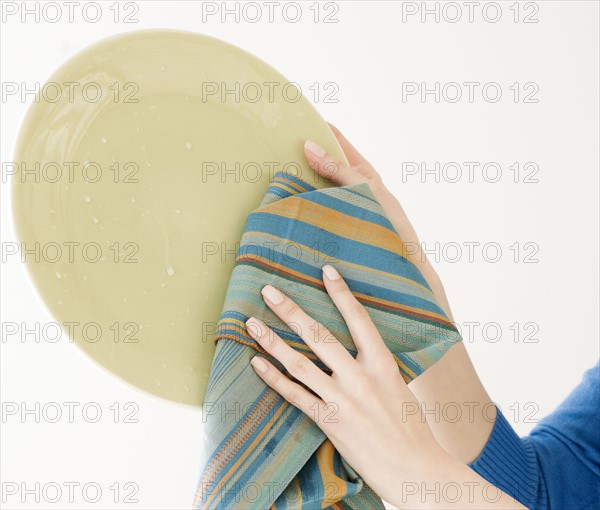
[375,447,457,509]
[388,455,524,510]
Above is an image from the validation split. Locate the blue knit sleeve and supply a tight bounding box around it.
[468,361,600,510]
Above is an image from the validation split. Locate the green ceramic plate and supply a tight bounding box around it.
[12,29,347,406]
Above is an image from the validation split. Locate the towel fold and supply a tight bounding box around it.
[194,171,462,510]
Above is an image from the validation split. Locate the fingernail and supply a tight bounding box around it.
[245,317,263,339]
[262,285,284,305]
[251,356,268,373]
[304,140,327,158]
[322,265,340,281]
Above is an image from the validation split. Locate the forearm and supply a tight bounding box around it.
[379,197,495,463]
[386,457,528,509]
[408,342,497,464]
[372,185,497,463]
[301,130,527,508]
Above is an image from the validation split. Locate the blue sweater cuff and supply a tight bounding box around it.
[468,406,541,509]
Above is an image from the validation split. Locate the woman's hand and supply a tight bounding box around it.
[245,267,525,509]
[304,124,453,321]
[245,265,445,505]
[302,126,497,465]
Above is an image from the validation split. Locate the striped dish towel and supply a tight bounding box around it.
[194,171,462,509]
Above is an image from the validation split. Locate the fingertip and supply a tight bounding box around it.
[250,356,268,373]
[304,140,327,158]
[303,138,361,187]
[245,316,264,339]
[322,264,341,281]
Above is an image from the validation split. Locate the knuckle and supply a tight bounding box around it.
[380,355,399,376]
[262,367,277,385]
[352,371,375,397]
[285,388,303,408]
[259,331,278,352]
[282,300,301,320]
[348,299,368,318]
[366,351,399,381]
[289,355,311,378]
[323,159,344,176]
[355,162,381,181]
[317,327,336,344]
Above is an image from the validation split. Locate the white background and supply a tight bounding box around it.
[1,1,599,509]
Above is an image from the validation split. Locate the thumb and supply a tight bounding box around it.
[303,140,364,186]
